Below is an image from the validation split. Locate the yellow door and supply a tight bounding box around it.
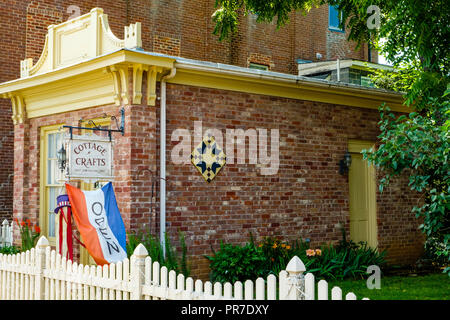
[348,140,378,248]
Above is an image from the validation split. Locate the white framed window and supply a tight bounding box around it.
[40,125,65,244]
[329,5,344,32]
[361,75,374,87]
[249,62,269,71]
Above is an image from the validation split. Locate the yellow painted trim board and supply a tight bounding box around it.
[348,140,376,154]
[170,67,408,112]
[0,50,175,94]
[24,69,116,118]
[1,48,408,122]
[1,50,125,94]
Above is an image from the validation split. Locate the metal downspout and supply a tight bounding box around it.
[160,67,176,256]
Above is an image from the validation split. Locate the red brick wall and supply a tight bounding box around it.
[0,0,28,222]
[376,172,425,262]
[162,84,422,279]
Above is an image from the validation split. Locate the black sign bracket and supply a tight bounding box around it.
[63,108,125,141]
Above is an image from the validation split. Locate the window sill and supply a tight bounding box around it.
[328,27,345,33]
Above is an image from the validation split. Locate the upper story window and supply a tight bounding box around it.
[329,5,344,32]
[249,63,269,71]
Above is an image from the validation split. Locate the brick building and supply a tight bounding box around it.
[0,1,374,223]
[0,0,378,222]
[0,2,423,279]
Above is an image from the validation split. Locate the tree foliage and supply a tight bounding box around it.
[212,0,450,272]
[212,0,321,41]
[365,95,449,272]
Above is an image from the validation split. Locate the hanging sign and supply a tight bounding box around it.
[66,134,114,181]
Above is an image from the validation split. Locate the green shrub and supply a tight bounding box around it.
[423,236,449,268]
[0,245,21,255]
[286,229,387,281]
[257,237,292,275]
[303,241,387,280]
[126,231,190,277]
[294,226,387,280]
[207,230,388,283]
[205,241,267,283]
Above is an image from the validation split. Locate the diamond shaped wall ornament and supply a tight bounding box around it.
[191,135,226,183]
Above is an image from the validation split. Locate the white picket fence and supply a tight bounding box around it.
[0,236,368,300]
[0,220,13,248]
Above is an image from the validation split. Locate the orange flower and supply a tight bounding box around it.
[21,220,26,227]
[281,243,286,248]
[306,249,316,257]
[286,245,291,250]
[315,249,322,256]
[272,243,277,249]
[258,244,263,247]
[26,219,31,227]
[271,258,275,262]
[34,225,41,234]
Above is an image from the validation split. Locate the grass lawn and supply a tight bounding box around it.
[327,272,450,300]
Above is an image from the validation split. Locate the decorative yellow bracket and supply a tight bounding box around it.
[9,93,26,125]
[107,65,131,106]
[106,63,167,107]
[146,65,163,106]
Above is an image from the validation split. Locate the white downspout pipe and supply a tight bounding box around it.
[160,67,176,257]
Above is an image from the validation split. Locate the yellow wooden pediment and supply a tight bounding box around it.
[20,8,142,78]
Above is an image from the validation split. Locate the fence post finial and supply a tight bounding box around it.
[285,256,306,300]
[286,256,306,274]
[1,219,8,247]
[130,243,148,300]
[35,236,49,300]
[36,236,49,248]
[132,243,148,257]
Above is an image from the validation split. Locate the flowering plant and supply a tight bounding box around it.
[258,237,292,274]
[15,218,41,251]
[306,248,322,257]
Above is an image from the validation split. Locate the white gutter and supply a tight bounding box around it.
[160,67,176,257]
[172,59,405,99]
